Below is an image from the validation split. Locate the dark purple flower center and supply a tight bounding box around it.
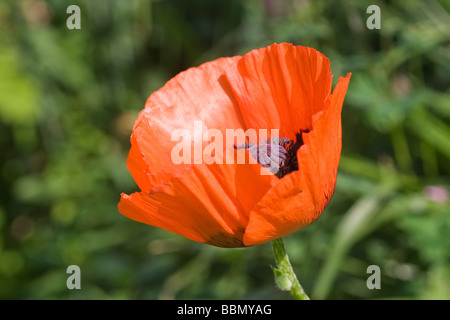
[235,133,304,178]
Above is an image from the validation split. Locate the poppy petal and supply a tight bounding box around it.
[119,148,277,247]
[127,56,246,192]
[243,73,351,246]
[224,42,332,140]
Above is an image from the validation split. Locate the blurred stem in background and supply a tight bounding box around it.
[313,180,398,299]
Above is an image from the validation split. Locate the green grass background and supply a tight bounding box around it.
[0,0,449,299]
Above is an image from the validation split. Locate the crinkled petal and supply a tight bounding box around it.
[224,42,332,140]
[243,73,351,246]
[127,56,245,191]
[119,149,277,247]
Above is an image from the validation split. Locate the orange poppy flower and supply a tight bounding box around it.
[118,43,351,247]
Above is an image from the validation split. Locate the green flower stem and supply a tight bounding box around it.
[272,237,310,300]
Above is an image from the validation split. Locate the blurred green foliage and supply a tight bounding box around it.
[0,0,449,300]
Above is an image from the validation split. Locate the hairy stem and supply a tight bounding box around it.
[272,237,310,300]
